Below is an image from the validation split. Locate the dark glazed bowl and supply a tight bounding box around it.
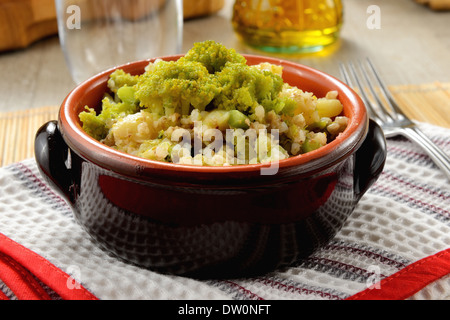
[35,55,386,278]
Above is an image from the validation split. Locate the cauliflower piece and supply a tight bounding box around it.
[279,84,319,124]
[109,111,158,154]
[252,62,283,77]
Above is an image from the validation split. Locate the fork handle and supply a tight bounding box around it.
[401,127,450,181]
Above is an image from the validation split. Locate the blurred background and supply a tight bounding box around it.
[0,0,449,112]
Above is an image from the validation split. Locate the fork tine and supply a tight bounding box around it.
[341,59,450,181]
[357,59,397,123]
[365,58,407,119]
[338,63,355,94]
[339,62,385,124]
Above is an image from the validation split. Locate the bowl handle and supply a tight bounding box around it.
[34,120,74,203]
[354,119,387,200]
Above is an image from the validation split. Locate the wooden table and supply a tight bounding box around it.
[0,0,449,166]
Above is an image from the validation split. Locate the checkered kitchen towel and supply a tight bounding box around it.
[0,121,449,300]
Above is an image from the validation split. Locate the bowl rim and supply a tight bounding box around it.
[59,54,368,179]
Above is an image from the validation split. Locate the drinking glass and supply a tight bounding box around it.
[55,0,183,84]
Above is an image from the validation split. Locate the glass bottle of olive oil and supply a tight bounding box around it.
[232,0,343,54]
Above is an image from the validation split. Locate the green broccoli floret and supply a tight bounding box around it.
[181,40,247,74]
[266,95,299,115]
[79,87,140,140]
[107,69,139,93]
[213,62,284,114]
[79,107,108,141]
[135,59,220,115]
[80,40,297,140]
[134,41,290,117]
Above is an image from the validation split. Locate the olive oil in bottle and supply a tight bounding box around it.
[232,0,343,54]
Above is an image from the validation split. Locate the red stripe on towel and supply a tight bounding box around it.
[347,248,450,300]
[0,252,52,300]
[0,233,98,300]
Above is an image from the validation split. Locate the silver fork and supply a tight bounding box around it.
[339,58,450,181]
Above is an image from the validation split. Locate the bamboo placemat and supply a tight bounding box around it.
[0,106,59,167]
[388,82,450,128]
[1,82,449,167]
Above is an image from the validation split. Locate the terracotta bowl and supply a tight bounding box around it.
[35,55,386,278]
